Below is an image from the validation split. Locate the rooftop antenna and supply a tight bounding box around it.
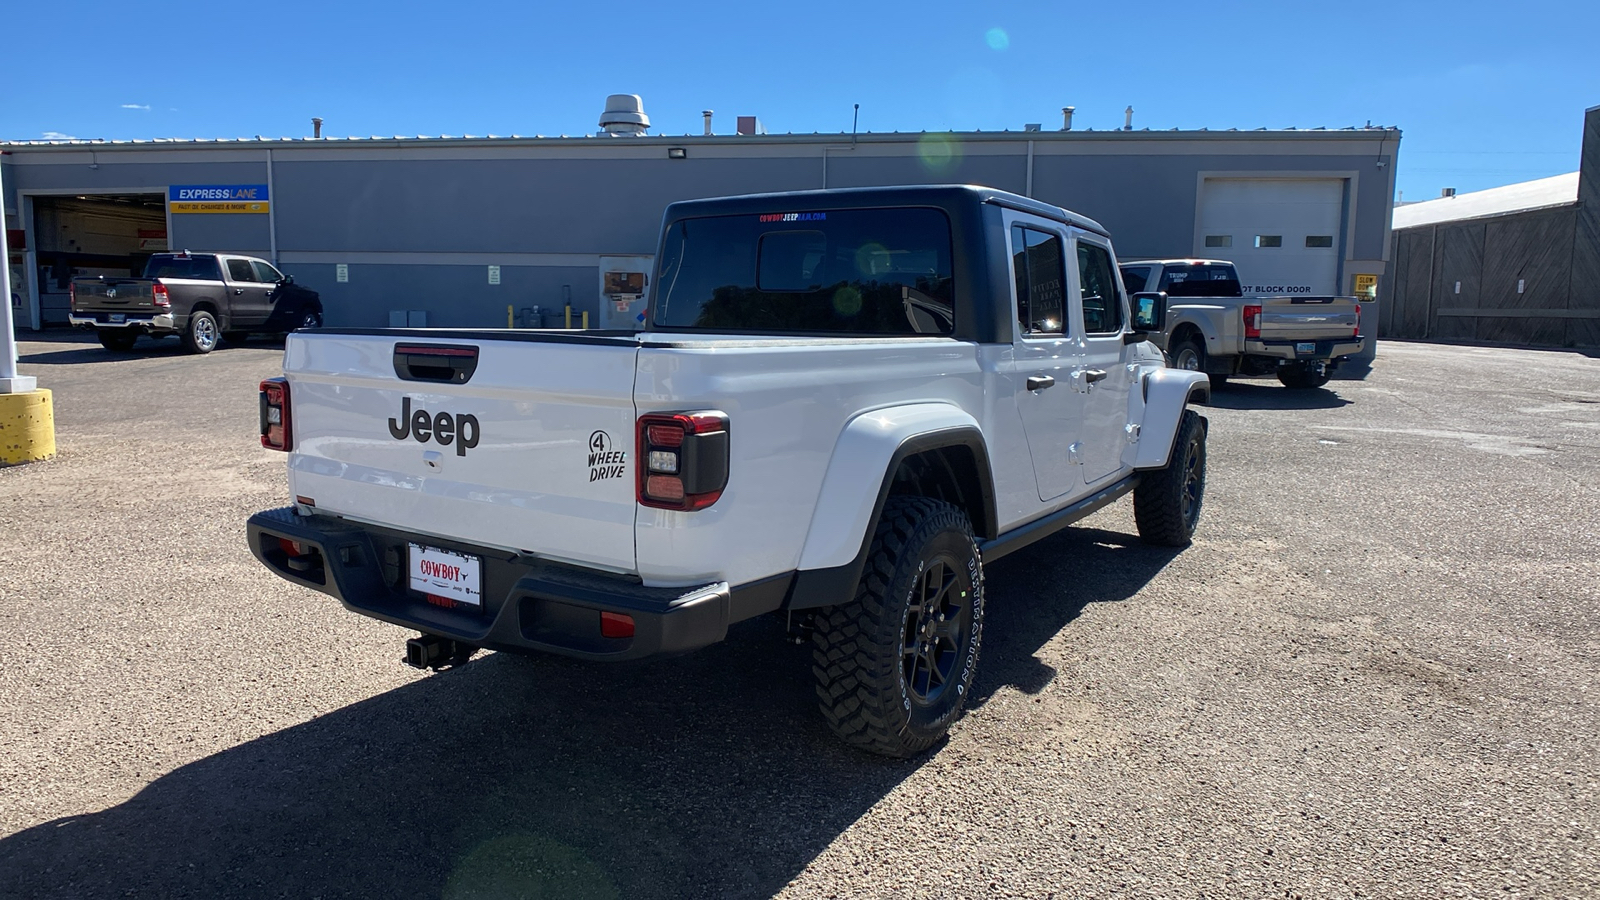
[852,103,860,145]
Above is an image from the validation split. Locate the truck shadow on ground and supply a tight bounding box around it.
[19,336,283,365]
[0,527,1177,900]
[1205,380,1353,411]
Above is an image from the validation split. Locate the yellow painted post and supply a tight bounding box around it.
[565,305,572,329]
[582,311,589,330]
[0,389,55,466]
[507,305,513,328]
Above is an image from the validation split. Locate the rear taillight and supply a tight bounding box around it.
[152,282,171,308]
[1243,304,1262,340]
[68,282,76,310]
[260,378,291,451]
[1354,303,1362,338]
[636,411,729,511]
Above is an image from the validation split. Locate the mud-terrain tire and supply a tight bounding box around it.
[811,496,985,758]
[182,310,219,354]
[97,330,138,352]
[1134,409,1208,547]
[1277,363,1332,389]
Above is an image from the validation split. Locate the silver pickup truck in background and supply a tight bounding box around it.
[1118,259,1365,389]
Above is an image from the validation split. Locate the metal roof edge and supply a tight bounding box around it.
[1392,199,1580,231]
[0,127,1402,153]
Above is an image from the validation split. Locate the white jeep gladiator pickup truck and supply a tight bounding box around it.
[247,186,1211,757]
[1118,258,1365,389]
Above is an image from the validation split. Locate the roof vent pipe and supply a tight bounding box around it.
[702,110,714,136]
[1124,106,1134,131]
[1441,187,1457,198]
[312,117,323,139]
[598,94,650,136]
[1061,106,1075,131]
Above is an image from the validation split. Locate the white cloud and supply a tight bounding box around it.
[42,131,75,140]
[121,103,151,111]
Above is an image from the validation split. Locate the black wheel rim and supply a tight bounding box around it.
[901,555,973,706]
[1180,437,1203,525]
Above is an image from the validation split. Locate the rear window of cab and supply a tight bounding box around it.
[652,207,954,335]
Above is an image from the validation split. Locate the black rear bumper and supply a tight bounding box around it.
[246,507,789,661]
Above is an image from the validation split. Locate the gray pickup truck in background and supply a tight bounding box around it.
[70,252,323,353]
[1118,258,1365,389]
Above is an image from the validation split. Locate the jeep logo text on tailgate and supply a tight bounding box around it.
[388,396,480,456]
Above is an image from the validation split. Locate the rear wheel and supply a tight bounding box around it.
[97,330,138,352]
[1171,338,1206,373]
[296,309,322,330]
[1277,362,1332,389]
[1134,409,1208,547]
[812,496,985,758]
[182,310,219,354]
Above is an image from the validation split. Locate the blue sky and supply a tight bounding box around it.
[4,0,1596,201]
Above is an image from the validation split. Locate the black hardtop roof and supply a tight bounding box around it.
[662,184,1109,237]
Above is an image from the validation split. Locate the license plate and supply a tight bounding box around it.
[408,543,482,608]
[1296,342,1316,354]
[109,313,126,324]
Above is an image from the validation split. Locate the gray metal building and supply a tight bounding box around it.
[5,102,1400,339]
[1382,105,1600,348]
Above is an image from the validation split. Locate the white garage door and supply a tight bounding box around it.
[1196,178,1344,297]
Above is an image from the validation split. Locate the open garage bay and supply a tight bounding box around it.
[0,335,1596,898]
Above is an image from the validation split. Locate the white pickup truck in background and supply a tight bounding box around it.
[1118,258,1366,389]
[247,185,1212,757]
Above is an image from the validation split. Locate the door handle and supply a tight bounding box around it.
[1084,369,1108,384]
[234,288,243,295]
[1026,375,1055,391]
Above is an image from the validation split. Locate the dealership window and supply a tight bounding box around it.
[1305,235,1334,248]
[1011,225,1066,335]
[1254,235,1283,248]
[1204,235,1232,248]
[1077,241,1123,334]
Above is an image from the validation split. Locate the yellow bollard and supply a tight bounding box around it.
[0,389,55,466]
[582,311,588,330]
[507,305,513,328]
[565,305,572,329]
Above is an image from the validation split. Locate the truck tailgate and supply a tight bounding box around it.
[72,278,157,312]
[283,331,642,573]
[1259,296,1360,342]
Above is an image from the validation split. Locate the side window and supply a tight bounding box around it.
[251,261,283,283]
[1118,265,1151,294]
[1077,242,1123,334]
[226,259,257,282]
[1011,225,1066,336]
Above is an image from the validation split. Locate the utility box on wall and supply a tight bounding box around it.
[598,256,653,330]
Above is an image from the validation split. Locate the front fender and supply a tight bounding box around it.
[797,403,986,572]
[1134,368,1209,469]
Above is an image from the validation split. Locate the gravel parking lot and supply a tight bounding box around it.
[1,332,1596,899]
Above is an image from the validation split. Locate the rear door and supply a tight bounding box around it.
[1072,232,1135,486]
[284,333,642,573]
[1004,213,1086,503]
[223,257,273,325]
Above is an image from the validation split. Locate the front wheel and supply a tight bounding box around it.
[1134,409,1208,547]
[1277,362,1332,389]
[97,329,138,352]
[182,310,219,354]
[296,309,322,330]
[812,496,985,758]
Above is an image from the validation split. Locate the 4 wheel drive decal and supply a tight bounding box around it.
[587,430,627,482]
[387,396,480,456]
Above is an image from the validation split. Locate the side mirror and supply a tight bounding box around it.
[284,274,295,284]
[1125,291,1168,343]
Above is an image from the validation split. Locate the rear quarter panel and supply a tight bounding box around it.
[632,337,1019,587]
